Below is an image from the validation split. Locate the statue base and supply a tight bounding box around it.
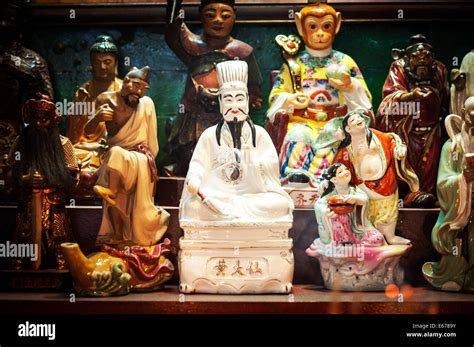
[179,238,294,294]
[179,219,292,240]
[306,239,410,291]
[178,220,294,294]
[284,185,319,209]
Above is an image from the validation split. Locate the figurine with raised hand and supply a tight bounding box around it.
[165,0,262,176]
[266,2,372,189]
[317,109,419,245]
[90,66,169,246]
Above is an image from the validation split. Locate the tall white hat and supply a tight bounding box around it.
[216,60,248,92]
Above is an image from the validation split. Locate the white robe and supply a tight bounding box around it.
[96,96,169,246]
[180,122,294,222]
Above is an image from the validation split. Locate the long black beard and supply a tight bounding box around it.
[227,121,243,149]
[404,61,437,87]
[12,126,72,190]
[216,118,256,149]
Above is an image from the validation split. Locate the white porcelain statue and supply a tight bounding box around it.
[179,60,294,294]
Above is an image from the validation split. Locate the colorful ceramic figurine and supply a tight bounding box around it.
[266,2,372,194]
[450,51,474,116]
[310,163,385,247]
[318,109,419,245]
[423,96,474,292]
[9,96,79,270]
[306,162,410,291]
[66,35,122,173]
[376,35,449,207]
[62,66,174,296]
[179,60,294,294]
[61,240,174,296]
[0,1,53,198]
[165,0,262,176]
[90,66,170,246]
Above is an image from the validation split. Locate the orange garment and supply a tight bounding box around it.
[333,129,413,196]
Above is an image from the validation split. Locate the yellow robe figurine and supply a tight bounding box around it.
[266,3,372,185]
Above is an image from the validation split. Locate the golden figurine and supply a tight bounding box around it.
[66,35,122,173]
[61,240,174,296]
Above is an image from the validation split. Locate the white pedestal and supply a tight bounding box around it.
[178,221,294,294]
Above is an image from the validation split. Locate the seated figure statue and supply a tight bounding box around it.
[179,60,294,294]
[306,162,411,291]
[66,35,122,173]
[309,163,385,247]
[315,109,420,245]
[180,62,293,223]
[90,66,169,246]
[266,3,372,190]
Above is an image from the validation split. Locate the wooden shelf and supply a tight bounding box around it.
[26,2,474,26]
[1,285,473,314]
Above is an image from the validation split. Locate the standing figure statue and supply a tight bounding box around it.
[90,66,170,246]
[10,96,79,270]
[165,0,262,176]
[450,51,474,116]
[266,2,372,187]
[423,96,474,292]
[376,34,449,207]
[0,1,53,197]
[66,34,122,173]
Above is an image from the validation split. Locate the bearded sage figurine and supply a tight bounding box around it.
[179,60,294,294]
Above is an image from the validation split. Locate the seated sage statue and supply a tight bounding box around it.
[180,60,293,223]
[90,66,169,246]
[178,60,294,294]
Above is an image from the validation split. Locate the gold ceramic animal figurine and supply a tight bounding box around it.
[61,239,174,296]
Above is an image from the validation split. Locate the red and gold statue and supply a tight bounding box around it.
[9,96,79,270]
[376,34,449,207]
